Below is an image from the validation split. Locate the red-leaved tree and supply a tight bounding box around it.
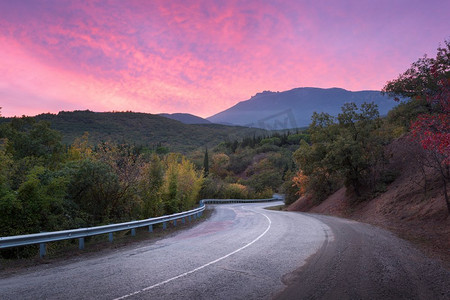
[383,40,450,214]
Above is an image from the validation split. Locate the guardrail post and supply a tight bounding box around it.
[148,225,153,232]
[163,222,167,230]
[109,233,113,242]
[188,215,191,222]
[39,243,46,258]
[173,219,177,227]
[182,217,186,224]
[79,237,85,250]
[131,228,136,236]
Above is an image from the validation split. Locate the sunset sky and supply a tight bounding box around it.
[0,0,449,118]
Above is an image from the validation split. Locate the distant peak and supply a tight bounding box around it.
[251,90,275,98]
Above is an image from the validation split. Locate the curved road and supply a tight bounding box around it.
[0,202,449,299]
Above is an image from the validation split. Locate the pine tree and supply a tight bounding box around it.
[203,147,209,177]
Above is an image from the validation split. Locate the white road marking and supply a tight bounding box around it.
[113,206,272,300]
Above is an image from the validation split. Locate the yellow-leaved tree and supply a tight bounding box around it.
[162,153,204,214]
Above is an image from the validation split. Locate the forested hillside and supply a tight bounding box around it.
[0,110,266,153]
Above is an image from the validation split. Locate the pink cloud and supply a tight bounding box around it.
[0,0,449,118]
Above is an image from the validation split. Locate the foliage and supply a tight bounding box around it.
[0,110,305,258]
[386,99,429,132]
[291,170,308,197]
[222,183,250,199]
[383,40,450,213]
[139,154,164,218]
[67,132,93,160]
[203,147,209,176]
[383,40,449,162]
[293,103,390,202]
[210,153,231,179]
[0,118,63,163]
[161,154,204,214]
[0,111,267,154]
[382,40,449,103]
[199,130,300,200]
[66,159,125,225]
[0,116,209,258]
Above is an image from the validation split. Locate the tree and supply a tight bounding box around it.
[383,40,450,213]
[0,117,63,163]
[332,102,385,197]
[210,153,230,179]
[66,159,124,225]
[203,147,209,177]
[161,153,204,214]
[293,103,387,201]
[139,154,164,218]
[293,113,341,202]
[67,132,93,161]
[176,157,203,211]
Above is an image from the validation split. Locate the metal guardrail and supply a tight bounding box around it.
[201,196,282,204]
[0,196,283,258]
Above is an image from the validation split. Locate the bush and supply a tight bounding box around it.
[222,183,249,199]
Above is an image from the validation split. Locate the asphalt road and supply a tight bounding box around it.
[275,214,450,300]
[1,202,449,299]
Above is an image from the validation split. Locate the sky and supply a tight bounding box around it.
[0,0,449,118]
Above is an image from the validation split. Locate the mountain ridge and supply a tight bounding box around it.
[207,87,399,129]
[158,113,211,124]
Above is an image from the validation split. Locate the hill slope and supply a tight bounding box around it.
[158,113,211,124]
[208,87,398,129]
[1,110,266,153]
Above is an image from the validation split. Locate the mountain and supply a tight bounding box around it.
[0,110,265,153]
[207,87,399,129]
[158,113,211,124]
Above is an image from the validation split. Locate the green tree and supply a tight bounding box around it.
[332,102,384,197]
[66,159,123,225]
[139,154,164,218]
[294,103,388,201]
[203,147,209,176]
[0,118,63,162]
[293,112,340,202]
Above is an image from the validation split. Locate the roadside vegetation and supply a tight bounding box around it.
[0,40,448,260]
[286,40,449,213]
[0,120,204,258]
[0,114,301,258]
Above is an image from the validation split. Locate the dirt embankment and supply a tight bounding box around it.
[287,136,450,268]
